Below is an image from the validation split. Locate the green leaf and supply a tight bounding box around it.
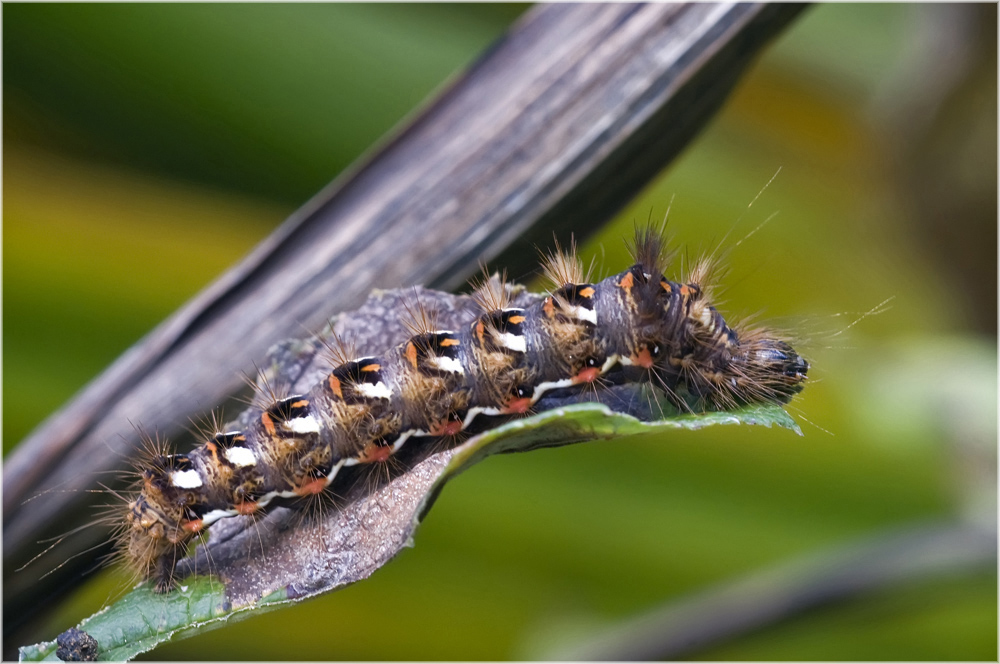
[20,401,797,661]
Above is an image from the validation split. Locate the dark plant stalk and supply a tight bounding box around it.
[556,520,997,661]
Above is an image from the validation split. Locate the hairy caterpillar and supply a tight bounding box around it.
[116,227,808,593]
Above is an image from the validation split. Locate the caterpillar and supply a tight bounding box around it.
[117,227,808,593]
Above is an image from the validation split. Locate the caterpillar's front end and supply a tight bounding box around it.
[739,337,810,403]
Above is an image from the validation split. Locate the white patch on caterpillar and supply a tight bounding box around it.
[170,469,203,489]
[224,446,256,467]
[284,414,321,434]
[497,332,526,352]
[202,509,236,527]
[463,406,487,427]
[533,377,576,398]
[428,356,464,374]
[567,304,597,325]
[261,489,288,503]
[391,431,413,453]
[324,458,347,485]
[600,356,619,373]
[355,381,392,400]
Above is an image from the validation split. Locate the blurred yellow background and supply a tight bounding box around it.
[4,4,996,660]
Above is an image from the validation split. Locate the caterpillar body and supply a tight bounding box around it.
[120,228,808,592]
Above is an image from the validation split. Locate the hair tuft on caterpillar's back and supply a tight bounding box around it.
[119,225,808,592]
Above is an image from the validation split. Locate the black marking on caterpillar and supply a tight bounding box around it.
[117,227,808,593]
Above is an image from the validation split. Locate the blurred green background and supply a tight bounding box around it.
[4,3,996,660]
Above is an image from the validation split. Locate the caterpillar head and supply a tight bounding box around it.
[729,336,809,405]
[748,338,809,391]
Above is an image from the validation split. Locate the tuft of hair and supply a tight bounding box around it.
[541,235,592,288]
[627,221,674,276]
[683,253,726,303]
[316,327,358,371]
[128,427,174,477]
[188,408,228,446]
[399,288,440,338]
[241,362,292,411]
[470,268,511,313]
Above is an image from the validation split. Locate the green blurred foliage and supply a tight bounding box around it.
[4,3,527,204]
[4,3,996,661]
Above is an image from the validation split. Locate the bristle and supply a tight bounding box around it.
[541,236,591,287]
[240,362,291,411]
[317,327,358,370]
[627,220,673,275]
[188,409,227,445]
[399,288,440,337]
[470,269,511,313]
[685,252,731,303]
[129,428,173,474]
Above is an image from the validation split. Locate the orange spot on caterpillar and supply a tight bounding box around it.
[360,443,393,464]
[632,345,655,369]
[618,271,634,290]
[235,501,259,515]
[475,320,486,343]
[439,337,460,347]
[291,399,309,409]
[579,286,596,298]
[543,298,555,317]
[429,418,463,437]
[661,280,672,293]
[680,284,695,296]
[181,519,204,534]
[573,367,601,384]
[328,375,343,399]
[361,362,381,372]
[295,477,328,496]
[508,315,526,324]
[405,342,419,369]
[503,396,533,414]
[261,412,276,435]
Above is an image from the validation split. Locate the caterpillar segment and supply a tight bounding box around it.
[466,307,533,415]
[121,228,808,592]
